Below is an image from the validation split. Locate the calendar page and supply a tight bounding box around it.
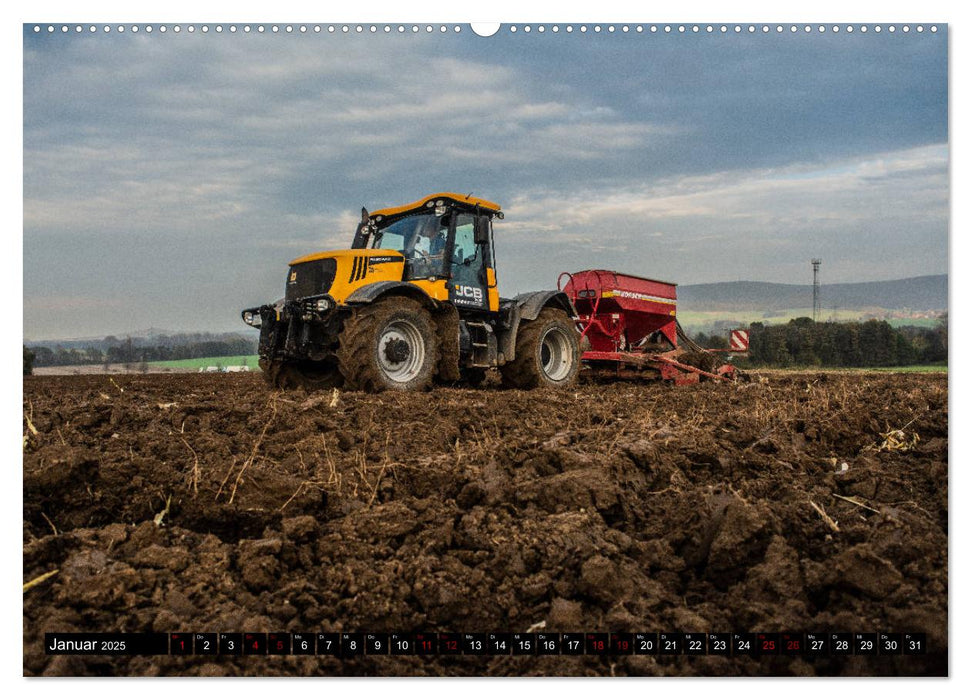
[22,16,948,680]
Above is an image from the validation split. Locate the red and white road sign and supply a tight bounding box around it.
[730,329,750,352]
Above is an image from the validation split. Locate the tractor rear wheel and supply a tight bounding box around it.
[501,307,580,389]
[337,297,439,392]
[260,359,342,391]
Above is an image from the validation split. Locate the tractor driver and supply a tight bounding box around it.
[407,216,447,279]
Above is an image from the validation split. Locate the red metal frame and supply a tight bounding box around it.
[559,269,738,384]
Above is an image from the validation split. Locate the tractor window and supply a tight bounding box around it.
[372,213,448,280]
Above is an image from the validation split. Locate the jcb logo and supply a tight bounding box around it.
[454,285,483,303]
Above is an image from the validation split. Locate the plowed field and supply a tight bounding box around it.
[22,372,948,676]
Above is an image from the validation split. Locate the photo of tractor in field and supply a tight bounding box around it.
[23,18,948,681]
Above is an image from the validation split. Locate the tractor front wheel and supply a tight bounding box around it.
[337,297,439,392]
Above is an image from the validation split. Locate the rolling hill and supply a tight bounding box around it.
[677,274,947,313]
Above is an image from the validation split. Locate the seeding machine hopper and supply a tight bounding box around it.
[559,269,742,385]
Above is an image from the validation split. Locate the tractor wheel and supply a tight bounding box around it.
[260,359,342,391]
[336,297,439,392]
[501,307,580,389]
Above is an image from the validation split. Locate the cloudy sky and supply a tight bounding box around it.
[23,24,948,340]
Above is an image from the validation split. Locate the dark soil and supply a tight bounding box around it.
[22,371,947,676]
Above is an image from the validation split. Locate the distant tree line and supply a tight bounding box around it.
[695,316,947,368]
[28,334,257,368]
[24,346,34,375]
[28,331,254,353]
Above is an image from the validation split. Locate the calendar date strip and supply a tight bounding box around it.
[44,632,927,657]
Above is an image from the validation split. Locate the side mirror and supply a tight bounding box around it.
[473,215,491,245]
[352,207,371,249]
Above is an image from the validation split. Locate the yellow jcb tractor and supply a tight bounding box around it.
[242,193,580,392]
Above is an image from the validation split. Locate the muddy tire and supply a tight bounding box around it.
[501,307,580,389]
[337,297,439,392]
[260,359,342,391]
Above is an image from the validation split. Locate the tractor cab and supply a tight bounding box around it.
[355,193,502,313]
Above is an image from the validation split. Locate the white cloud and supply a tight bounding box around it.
[493,144,947,291]
[24,38,670,244]
[507,144,947,231]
